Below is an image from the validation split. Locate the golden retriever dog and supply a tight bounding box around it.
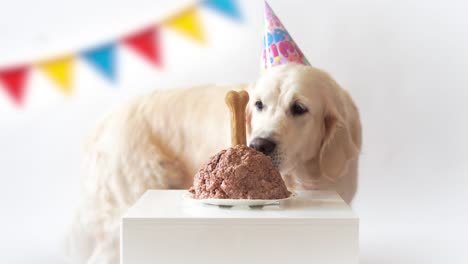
[67,63,361,263]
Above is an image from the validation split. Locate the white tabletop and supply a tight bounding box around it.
[123,190,357,223]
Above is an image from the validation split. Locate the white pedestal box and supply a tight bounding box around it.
[121,190,358,264]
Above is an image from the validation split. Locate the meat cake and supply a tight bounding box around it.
[189,145,291,200]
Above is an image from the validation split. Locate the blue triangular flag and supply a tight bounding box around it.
[82,43,117,82]
[203,0,242,21]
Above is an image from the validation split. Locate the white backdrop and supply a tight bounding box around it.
[0,0,467,263]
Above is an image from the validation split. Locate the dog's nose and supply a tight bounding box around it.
[249,137,277,155]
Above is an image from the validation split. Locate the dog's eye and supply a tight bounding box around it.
[291,102,308,116]
[255,101,264,111]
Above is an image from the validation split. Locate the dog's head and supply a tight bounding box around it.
[247,63,358,182]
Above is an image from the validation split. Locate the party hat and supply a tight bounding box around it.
[261,1,310,71]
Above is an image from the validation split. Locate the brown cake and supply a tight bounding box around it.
[189,145,291,200]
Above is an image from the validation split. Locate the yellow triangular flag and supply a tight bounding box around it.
[163,7,205,43]
[38,56,74,94]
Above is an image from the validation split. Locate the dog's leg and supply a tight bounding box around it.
[87,230,119,264]
[77,116,191,264]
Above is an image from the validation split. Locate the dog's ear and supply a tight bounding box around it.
[319,103,359,182]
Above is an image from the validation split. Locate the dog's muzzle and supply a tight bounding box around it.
[249,137,277,156]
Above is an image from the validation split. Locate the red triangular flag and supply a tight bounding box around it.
[0,66,29,105]
[122,27,161,67]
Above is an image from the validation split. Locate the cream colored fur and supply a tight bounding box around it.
[68,64,361,263]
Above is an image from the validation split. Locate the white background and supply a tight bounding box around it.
[0,0,467,263]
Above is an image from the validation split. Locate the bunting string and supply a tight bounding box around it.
[0,0,242,106]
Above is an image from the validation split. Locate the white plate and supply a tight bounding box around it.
[183,191,295,207]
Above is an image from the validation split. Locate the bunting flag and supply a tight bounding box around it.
[123,27,161,67]
[82,43,117,82]
[0,66,29,105]
[38,56,75,94]
[0,0,242,107]
[164,7,205,43]
[202,0,242,21]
